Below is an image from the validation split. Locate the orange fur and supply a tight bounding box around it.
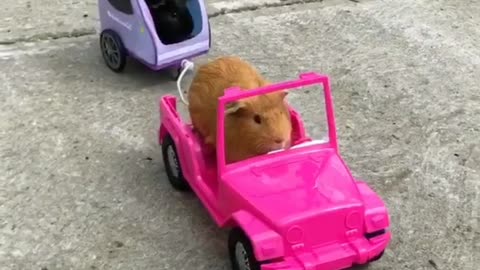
[187,56,292,163]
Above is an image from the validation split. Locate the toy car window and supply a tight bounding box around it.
[221,82,331,163]
[108,0,134,14]
[285,83,330,143]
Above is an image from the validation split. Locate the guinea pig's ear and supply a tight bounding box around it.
[225,101,246,115]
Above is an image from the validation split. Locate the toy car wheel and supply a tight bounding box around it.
[228,228,261,270]
[100,30,127,72]
[161,134,190,191]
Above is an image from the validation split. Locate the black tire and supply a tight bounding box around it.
[100,30,127,72]
[161,134,190,191]
[228,228,261,270]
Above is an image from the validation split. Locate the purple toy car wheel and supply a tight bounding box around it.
[100,30,127,73]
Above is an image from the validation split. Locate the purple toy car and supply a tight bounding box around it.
[98,0,211,75]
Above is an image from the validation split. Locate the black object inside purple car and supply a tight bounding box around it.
[146,0,195,45]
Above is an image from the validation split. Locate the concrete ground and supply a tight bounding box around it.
[1,0,479,269]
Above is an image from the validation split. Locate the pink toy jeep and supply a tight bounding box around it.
[158,72,391,270]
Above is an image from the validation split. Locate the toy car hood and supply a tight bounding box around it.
[223,146,381,246]
[228,147,361,205]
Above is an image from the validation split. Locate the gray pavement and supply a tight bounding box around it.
[1,0,479,269]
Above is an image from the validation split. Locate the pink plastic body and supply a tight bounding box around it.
[158,72,391,270]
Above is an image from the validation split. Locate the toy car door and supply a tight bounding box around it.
[130,0,159,66]
[99,0,157,66]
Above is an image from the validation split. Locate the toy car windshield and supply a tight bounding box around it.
[216,73,338,173]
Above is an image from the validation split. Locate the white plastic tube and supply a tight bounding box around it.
[177,59,195,105]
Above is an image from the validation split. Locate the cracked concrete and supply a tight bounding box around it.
[0,0,479,270]
[0,0,98,44]
[0,0,317,44]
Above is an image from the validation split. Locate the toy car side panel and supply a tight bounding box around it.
[230,210,285,262]
[159,96,226,225]
[159,96,194,180]
[130,0,158,65]
[158,95,178,145]
[99,1,140,57]
[355,180,390,233]
[158,124,168,145]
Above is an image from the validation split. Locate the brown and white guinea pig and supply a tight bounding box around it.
[187,56,292,163]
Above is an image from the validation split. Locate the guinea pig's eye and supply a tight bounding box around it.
[253,114,262,124]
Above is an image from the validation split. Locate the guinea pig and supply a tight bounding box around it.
[146,0,194,45]
[187,56,292,164]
